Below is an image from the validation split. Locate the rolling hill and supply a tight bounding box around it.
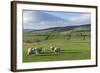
[24,24,90,33]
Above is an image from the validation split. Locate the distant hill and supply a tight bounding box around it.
[24,24,90,33]
[73,24,91,32]
[23,29,33,32]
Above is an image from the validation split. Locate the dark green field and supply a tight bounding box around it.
[23,27,91,62]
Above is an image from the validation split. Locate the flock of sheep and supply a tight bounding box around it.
[27,46,61,55]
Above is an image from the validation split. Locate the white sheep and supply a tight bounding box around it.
[27,47,42,55]
[50,46,55,51]
[54,47,60,55]
[27,48,33,55]
[50,46,61,55]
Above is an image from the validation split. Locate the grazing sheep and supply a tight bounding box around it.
[35,48,42,54]
[34,48,39,55]
[27,47,60,55]
[54,47,60,55]
[38,47,42,54]
[50,46,61,55]
[50,46,55,51]
[31,48,36,54]
[27,47,43,55]
[27,48,32,55]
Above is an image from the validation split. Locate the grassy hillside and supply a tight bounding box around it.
[23,25,91,62]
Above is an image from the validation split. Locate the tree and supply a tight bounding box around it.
[44,35,50,40]
[80,33,87,40]
[66,34,71,40]
[82,35,87,40]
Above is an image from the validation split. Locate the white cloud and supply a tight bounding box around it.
[23,11,32,24]
[23,10,91,29]
[23,11,38,24]
[69,14,91,24]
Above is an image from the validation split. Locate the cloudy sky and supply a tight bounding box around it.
[23,10,91,29]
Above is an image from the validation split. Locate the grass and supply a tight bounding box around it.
[23,32,91,62]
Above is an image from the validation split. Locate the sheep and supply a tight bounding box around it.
[31,48,36,54]
[27,48,35,55]
[54,47,60,55]
[27,47,60,55]
[50,46,55,51]
[38,47,42,54]
[34,48,39,55]
[50,46,61,55]
[27,47,43,55]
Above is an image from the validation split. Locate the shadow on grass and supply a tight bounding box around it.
[29,50,81,56]
[33,52,59,56]
[61,51,81,54]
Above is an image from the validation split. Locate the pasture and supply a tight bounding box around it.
[23,30,91,62]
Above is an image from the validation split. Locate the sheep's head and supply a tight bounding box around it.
[50,46,55,50]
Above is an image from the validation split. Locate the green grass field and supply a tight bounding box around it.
[23,31,91,62]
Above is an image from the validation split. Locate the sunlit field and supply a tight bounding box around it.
[23,31,91,62]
